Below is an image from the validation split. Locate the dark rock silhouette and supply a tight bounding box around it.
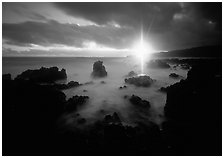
[129,95,151,109]
[147,60,170,69]
[52,81,81,90]
[125,75,153,87]
[3,74,11,81]
[65,95,89,112]
[104,112,121,124]
[163,59,221,155]
[169,73,180,78]
[15,66,67,83]
[119,85,127,89]
[91,61,107,77]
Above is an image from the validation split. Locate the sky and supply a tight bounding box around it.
[2,2,222,57]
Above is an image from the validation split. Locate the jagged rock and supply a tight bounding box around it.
[125,75,153,87]
[52,81,81,90]
[147,60,170,69]
[15,67,67,83]
[104,112,121,124]
[65,95,89,112]
[129,95,151,109]
[3,74,11,81]
[91,61,107,77]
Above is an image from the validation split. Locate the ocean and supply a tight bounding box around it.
[2,57,189,126]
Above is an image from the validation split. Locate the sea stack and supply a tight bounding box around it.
[91,61,107,77]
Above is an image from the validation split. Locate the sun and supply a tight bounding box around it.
[132,31,154,74]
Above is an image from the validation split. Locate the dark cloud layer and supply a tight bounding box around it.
[2,2,222,56]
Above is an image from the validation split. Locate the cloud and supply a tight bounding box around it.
[2,2,222,56]
[3,20,136,49]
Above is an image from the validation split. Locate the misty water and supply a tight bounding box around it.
[3,57,188,127]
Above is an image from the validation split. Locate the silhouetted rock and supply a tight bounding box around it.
[3,74,11,81]
[104,112,121,124]
[147,60,170,69]
[52,81,81,90]
[91,61,107,77]
[169,73,180,78]
[65,95,89,112]
[163,59,221,155]
[15,66,67,83]
[125,75,153,87]
[100,81,106,84]
[119,85,127,89]
[129,95,151,109]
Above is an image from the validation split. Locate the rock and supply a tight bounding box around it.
[169,73,180,78]
[15,66,67,83]
[84,81,94,85]
[147,60,170,69]
[125,75,153,87]
[104,112,121,124]
[51,81,81,90]
[163,60,221,154]
[91,61,107,77]
[129,95,151,109]
[100,81,106,84]
[83,89,88,92]
[3,74,11,81]
[65,95,89,112]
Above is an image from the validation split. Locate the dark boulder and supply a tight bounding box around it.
[65,95,89,112]
[125,75,153,87]
[15,66,67,83]
[91,61,107,77]
[126,71,138,77]
[3,74,11,81]
[129,95,151,109]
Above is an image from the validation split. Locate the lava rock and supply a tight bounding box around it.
[125,75,153,87]
[65,95,89,112]
[104,112,121,124]
[15,67,67,83]
[91,61,107,77]
[129,95,151,109]
[3,74,11,81]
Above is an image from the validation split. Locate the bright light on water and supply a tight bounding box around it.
[132,29,154,74]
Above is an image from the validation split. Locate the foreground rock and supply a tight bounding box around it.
[91,61,107,77]
[125,75,154,87]
[147,60,170,69]
[3,74,11,81]
[15,66,67,83]
[65,95,89,112]
[129,95,151,109]
[163,59,221,155]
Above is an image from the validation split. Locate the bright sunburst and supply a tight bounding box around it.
[133,29,154,74]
